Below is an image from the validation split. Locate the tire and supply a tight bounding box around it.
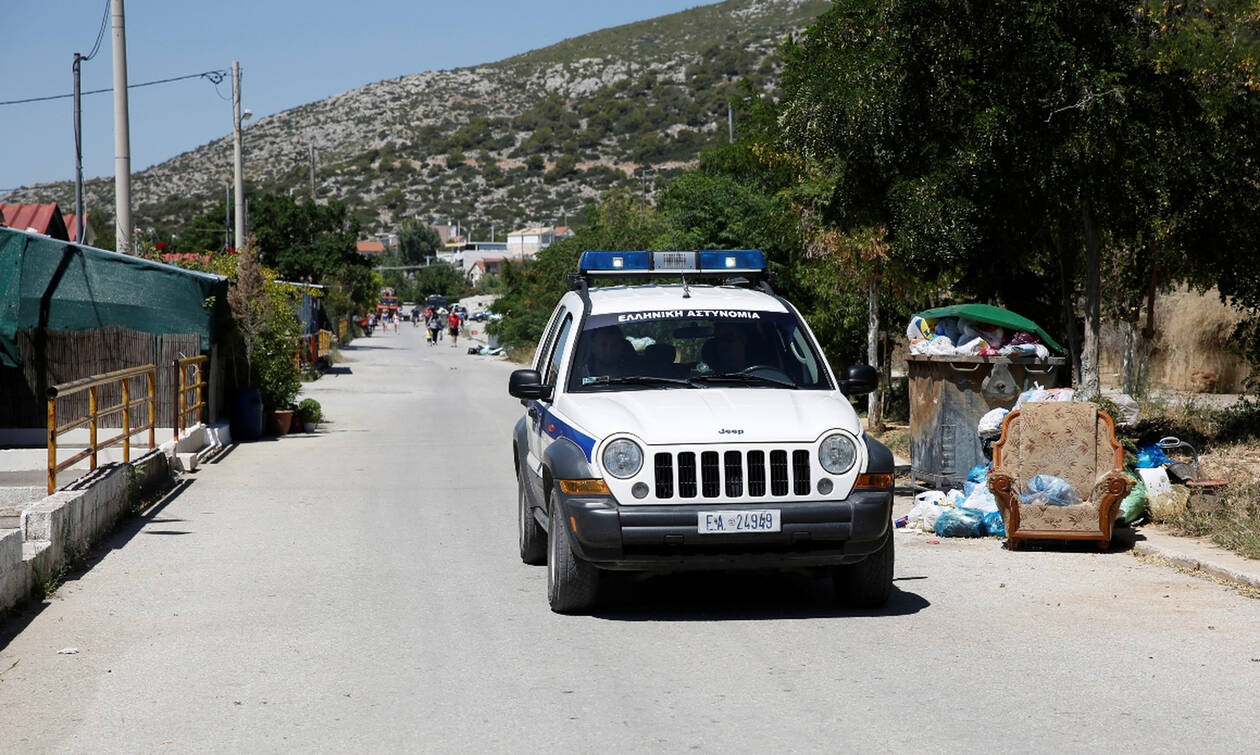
[832,528,894,609]
[546,491,600,614]
[518,474,546,565]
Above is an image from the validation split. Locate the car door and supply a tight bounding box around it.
[526,308,573,501]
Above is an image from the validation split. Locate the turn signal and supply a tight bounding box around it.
[558,479,610,495]
[854,473,893,489]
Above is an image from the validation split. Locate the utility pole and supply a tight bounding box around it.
[73,53,85,243]
[232,60,244,250]
[112,0,132,253]
[309,145,316,200]
[224,184,231,251]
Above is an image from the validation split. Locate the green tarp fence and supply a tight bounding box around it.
[0,227,228,368]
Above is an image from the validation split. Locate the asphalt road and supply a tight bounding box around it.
[2,325,1258,753]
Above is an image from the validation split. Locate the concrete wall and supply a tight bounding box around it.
[0,450,170,612]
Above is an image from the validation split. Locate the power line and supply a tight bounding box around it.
[81,0,110,61]
[0,69,227,107]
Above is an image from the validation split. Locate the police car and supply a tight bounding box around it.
[509,250,894,613]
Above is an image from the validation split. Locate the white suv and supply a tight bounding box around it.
[509,250,894,613]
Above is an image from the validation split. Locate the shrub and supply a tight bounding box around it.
[297,398,323,424]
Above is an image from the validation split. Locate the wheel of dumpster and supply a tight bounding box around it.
[833,528,894,609]
[547,491,600,614]
[518,473,545,565]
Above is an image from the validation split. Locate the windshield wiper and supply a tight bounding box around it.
[582,375,699,388]
[689,372,798,389]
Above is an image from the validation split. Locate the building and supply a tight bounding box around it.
[505,225,573,257]
[1,203,70,241]
[356,239,386,258]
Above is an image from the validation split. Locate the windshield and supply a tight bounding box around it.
[566,309,831,392]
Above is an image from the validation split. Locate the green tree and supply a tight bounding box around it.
[248,193,365,283]
[397,218,442,267]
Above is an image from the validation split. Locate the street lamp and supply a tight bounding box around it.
[232,61,251,250]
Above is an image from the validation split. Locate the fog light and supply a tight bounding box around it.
[632,482,650,499]
[816,478,834,495]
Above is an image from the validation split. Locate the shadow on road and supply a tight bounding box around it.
[0,478,195,651]
[591,570,929,621]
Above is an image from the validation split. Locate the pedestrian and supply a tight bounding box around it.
[412,306,421,327]
[448,308,462,347]
[393,311,400,333]
[427,309,442,345]
[437,308,447,341]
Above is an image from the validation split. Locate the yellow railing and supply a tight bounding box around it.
[47,364,157,495]
[174,355,208,440]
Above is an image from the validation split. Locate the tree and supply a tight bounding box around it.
[247,193,365,283]
[397,218,442,267]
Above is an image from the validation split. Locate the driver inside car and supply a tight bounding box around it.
[582,326,636,379]
[702,321,753,374]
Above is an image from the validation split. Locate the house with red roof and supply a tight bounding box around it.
[1,203,70,241]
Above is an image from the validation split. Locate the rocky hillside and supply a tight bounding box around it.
[3,0,828,243]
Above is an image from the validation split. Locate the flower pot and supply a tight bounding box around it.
[268,409,295,436]
[288,412,304,433]
[303,421,317,433]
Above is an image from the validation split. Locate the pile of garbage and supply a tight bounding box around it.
[1132,438,1227,521]
[466,345,505,356]
[907,314,1051,358]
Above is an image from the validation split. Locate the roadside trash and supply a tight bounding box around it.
[1013,384,1075,409]
[468,345,504,356]
[934,506,985,537]
[982,510,1006,537]
[1136,444,1173,469]
[977,408,1009,436]
[1118,473,1147,525]
[1021,474,1081,507]
[963,485,999,514]
[906,491,947,532]
[57,648,79,655]
[1136,466,1172,498]
[1157,436,1200,482]
[894,515,909,528]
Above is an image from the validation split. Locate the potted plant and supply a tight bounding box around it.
[297,398,323,432]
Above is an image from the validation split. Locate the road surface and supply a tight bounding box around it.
[2,326,1257,752]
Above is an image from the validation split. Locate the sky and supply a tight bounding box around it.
[0,0,715,194]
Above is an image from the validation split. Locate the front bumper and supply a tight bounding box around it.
[555,490,893,571]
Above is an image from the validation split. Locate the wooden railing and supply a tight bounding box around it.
[174,355,208,440]
[47,365,157,495]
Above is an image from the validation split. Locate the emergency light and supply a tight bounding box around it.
[578,249,766,277]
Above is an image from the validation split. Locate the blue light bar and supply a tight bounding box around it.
[578,249,765,276]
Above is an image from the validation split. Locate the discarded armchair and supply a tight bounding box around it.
[987,402,1133,550]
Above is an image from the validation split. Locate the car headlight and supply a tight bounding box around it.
[602,439,643,479]
[819,433,857,475]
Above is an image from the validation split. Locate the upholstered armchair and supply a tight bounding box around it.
[988,402,1133,550]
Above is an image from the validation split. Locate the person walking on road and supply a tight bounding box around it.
[448,308,462,347]
[412,306,421,327]
[426,309,442,346]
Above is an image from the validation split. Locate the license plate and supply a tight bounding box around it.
[697,510,781,534]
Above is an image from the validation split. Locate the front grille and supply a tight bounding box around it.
[652,447,812,501]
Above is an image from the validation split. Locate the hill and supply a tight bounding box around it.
[2,0,828,245]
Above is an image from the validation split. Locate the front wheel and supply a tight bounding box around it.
[518,475,545,565]
[547,493,600,614]
[832,528,894,609]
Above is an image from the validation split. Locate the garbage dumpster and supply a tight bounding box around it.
[908,355,1067,488]
[906,303,1069,490]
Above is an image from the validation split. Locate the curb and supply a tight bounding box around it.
[1133,540,1260,591]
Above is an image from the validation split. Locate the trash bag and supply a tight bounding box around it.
[982,510,1006,537]
[1021,474,1081,506]
[963,485,999,514]
[933,317,961,342]
[977,408,1010,436]
[907,315,933,342]
[926,335,957,354]
[1136,445,1173,468]
[934,507,985,537]
[963,464,990,497]
[1118,474,1147,525]
[959,317,1005,348]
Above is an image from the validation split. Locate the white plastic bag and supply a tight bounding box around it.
[926,336,957,355]
[977,407,1009,435]
[954,337,986,355]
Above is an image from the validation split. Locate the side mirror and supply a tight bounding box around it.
[508,369,552,401]
[841,364,879,395]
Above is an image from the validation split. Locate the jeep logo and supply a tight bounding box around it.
[718,428,744,435]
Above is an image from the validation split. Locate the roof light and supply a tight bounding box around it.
[578,249,765,277]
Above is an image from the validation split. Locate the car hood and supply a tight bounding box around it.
[556,389,862,447]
